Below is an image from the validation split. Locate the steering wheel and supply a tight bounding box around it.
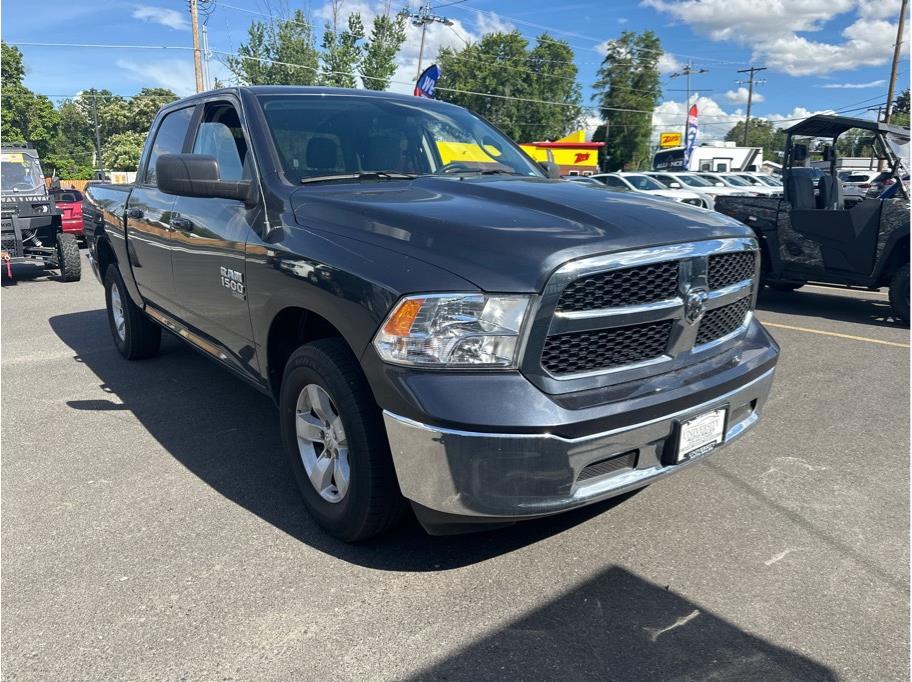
[435,162,478,175]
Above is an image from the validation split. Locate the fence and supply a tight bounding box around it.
[44,178,91,193]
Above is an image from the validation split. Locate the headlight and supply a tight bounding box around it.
[373,293,531,368]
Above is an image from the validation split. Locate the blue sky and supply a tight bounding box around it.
[3,0,909,140]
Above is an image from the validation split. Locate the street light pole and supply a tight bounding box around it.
[399,4,453,80]
[736,66,767,147]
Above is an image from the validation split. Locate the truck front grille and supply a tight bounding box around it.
[535,239,757,380]
[696,296,751,346]
[541,320,672,375]
[708,251,755,289]
[556,260,679,312]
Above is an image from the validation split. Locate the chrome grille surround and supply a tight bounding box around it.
[520,238,759,394]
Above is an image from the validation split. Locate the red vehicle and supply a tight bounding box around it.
[48,187,84,238]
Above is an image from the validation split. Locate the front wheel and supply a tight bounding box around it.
[889,263,910,325]
[279,339,405,542]
[56,232,81,282]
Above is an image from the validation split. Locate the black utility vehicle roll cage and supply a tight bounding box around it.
[782,114,910,203]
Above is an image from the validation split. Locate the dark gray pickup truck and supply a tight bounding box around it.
[85,86,779,540]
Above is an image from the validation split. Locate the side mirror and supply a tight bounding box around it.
[669,182,681,188]
[156,153,252,202]
[792,143,808,163]
[540,161,562,179]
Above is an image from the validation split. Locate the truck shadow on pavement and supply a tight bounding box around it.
[409,566,835,681]
[757,286,904,328]
[51,309,630,572]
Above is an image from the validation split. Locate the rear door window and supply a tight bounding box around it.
[191,102,250,182]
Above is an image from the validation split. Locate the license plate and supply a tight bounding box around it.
[677,408,727,462]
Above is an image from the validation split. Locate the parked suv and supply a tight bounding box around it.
[85,87,779,540]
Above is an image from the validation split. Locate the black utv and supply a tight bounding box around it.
[715,115,909,323]
[1,145,80,282]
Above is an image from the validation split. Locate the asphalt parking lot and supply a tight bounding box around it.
[2,254,909,681]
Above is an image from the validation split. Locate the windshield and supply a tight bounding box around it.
[1,151,44,193]
[257,94,543,183]
[677,174,712,187]
[736,174,762,185]
[720,174,752,187]
[756,175,782,187]
[624,174,665,190]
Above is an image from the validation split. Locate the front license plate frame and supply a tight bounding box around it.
[676,408,727,462]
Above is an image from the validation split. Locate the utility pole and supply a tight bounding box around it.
[189,0,204,93]
[884,0,908,124]
[736,66,767,147]
[91,92,103,176]
[399,4,453,80]
[669,62,708,137]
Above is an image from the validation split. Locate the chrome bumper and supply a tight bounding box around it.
[383,367,775,519]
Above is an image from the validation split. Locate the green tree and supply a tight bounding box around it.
[437,32,582,142]
[44,99,95,178]
[321,7,364,88]
[128,88,178,132]
[724,119,786,161]
[102,131,146,171]
[591,31,662,170]
[226,9,320,85]
[891,88,910,127]
[0,41,60,157]
[360,5,407,90]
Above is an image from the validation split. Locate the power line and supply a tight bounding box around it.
[736,65,767,146]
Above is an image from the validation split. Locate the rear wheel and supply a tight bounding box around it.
[56,232,81,282]
[889,263,910,325]
[104,264,161,359]
[279,339,405,542]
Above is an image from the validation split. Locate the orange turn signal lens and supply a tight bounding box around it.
[383,298,425,336]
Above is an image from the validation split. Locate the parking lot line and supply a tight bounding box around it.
[803,284,888,297]
[760,320,911,348]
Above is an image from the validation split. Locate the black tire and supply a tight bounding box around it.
[56,232,81,282]
[279,339,405,542]
[889,263,910,325]
[104,264,161,360]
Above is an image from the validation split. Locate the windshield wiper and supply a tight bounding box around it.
[300,171,418,184]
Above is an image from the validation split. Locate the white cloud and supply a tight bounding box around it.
[724,86,764,104]
[132,5,189,31]
[642,0,909,75]
[115,58,197,96]
[657,52,683,75]
[821,79,887,89]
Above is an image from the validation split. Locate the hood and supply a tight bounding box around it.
[651,189,702,200]
[290,176,752,292]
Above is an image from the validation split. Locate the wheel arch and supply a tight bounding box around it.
[876,233,910,287]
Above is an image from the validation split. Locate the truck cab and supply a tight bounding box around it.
[715,115,910,323]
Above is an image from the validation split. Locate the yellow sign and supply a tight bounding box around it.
[659,132,682,148]
[1,153,24,163]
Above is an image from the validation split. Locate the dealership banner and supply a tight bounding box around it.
[682,105,698,168]
[659,132,682,148]
[414,64,441,98]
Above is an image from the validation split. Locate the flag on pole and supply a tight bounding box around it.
[683,104,698,169]
[414,64,441,98]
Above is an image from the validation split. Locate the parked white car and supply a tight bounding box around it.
[695,172,773,197]
[841,170,880,199]
[592,172,708,208]
[732,173,783,196]
[645,171,752,211]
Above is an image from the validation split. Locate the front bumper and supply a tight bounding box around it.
[384,365,775,521]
